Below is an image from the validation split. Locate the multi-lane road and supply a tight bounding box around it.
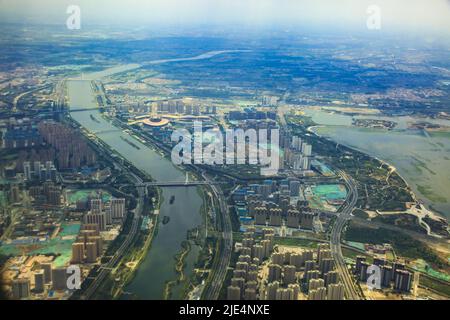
[276,102,362,298]
[202,172,233,300]
[330,170,363,300]
[80,139,146,299]
[201,165,362,300]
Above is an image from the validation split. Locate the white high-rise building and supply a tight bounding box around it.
[303,143,312,157]
[23,161,32,180]
[302,157,311,171]
[45,161,53,172]
[39,164,46,181]
[293,154,303,170]
[291,136,302,151]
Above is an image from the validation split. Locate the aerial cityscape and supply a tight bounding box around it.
[0,0,449,304]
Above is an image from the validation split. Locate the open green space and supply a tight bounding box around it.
[0,223,80,267]
[344,223,447,271]
[67,189,112,204]
[273,237,321,248]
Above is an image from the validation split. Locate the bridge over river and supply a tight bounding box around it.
[119,173,226,187]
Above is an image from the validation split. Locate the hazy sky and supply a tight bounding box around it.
[0,0,449,35]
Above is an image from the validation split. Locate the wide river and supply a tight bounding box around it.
[68,80,203,299]
[305,108,450,219]
[67,51,244,299]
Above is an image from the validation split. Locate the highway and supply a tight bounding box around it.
[62,52,247,299]
[275,101,362,299]
[62,83,146,299]
[12,84,51,112]
[202,172,233,300]
[119,181,226,187]
[81,143,146,299]
[276,102,363,299]
[330,169,363,300]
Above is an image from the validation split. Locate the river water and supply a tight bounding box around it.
[66,50,246,299]
[304,108,450,219]
[67,80,203,299]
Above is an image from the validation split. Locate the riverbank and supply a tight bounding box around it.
[303,107,450,220]
[164,240,191,299]
[66,79,205,299]
[308,124,446,226]
[65,110,164,299]
[162,185,216,300]
[113,189,162,299]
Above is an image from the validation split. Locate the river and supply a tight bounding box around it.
[67,50,245,298]
[304,108,450,219]
[67,50,244,299]
[67,79,203,299]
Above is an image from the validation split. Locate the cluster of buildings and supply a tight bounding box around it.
[37,121,96,169]
[7,183,21,204]
[232,178,316,232]
[266,244,344,300]
[263,243,344,300]
[82,198,126,231]
[355,256,415,293]
[3,181,69,242]
[10,148,56,179]
[0,113,131,299]
[8,256,77,299]
[260,95,279,107]
[71,224,104,264]
[154,100,216,116]
[227,229,344,300]
[2,120,96,176]
[6,209,61,240]
[227,108,277,121]
[2,184,73,245]
[2,197,127,299]
[115,99,218,120]
[3,121,101,186]
[300,243,344,300]
[2,117,41,149]
[282,134,313,173]
[23,160,57,182]
[226,109,278,132]
[29,181,64,206]
[227,227,275,300]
